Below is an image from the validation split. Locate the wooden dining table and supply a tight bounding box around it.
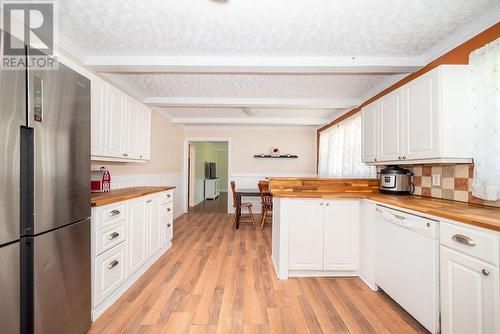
[234,188,272,229]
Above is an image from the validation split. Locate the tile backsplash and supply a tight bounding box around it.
[407,164,499,208]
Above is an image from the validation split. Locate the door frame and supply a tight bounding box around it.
[183,137,232,214]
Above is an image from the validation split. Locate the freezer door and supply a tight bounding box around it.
[28,61,91,234]
[33,218,91,334]
[0,243,20,334]
[0,30,25,245]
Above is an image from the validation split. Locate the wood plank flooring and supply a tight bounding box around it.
[88,212,428,334]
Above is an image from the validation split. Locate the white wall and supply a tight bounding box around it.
[185,127,318,212]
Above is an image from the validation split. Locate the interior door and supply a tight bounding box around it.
[0,33,25,245]
[28,61,91,234]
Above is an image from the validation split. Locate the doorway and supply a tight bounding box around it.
[185,139,230,213]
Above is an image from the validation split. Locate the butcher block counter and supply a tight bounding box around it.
[91,186,176,207]
[269,177,500,232]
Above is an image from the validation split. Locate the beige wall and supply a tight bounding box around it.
[91,111,184,175]
[216,149,228,191]
[185,129,317,175]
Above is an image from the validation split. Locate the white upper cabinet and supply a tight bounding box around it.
[105,86,125,158]
[361,65,472,165]
[379,89,404,161]
[361,102,379,163]
[90,77,152,162]
[90,79,106,157]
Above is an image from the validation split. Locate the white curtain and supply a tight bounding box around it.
[469,38,500,201]
[319,113,376,178]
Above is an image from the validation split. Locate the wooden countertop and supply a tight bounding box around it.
[91,186,175,207]
[271,191,500,232]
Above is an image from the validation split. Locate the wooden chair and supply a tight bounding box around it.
[258,180,273,230]
[230,181,255,227]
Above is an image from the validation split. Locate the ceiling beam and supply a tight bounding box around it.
[85,56,424,74]
[143,97,360,109]
[170,117,328,126]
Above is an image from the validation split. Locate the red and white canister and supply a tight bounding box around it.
[91,166,111,192]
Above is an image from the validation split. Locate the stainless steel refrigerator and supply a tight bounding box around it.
[0,30,91,334]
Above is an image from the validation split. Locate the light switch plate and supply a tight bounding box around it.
[432,174,441,187]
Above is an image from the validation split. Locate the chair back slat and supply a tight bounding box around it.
[230,181,237,208]
[258,180,273,207]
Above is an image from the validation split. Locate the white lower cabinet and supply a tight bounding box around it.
[324,201,359,271]
[288,199,359,273]
[439,221,500,334]
[91,190,174,320]
[288,200,325,270]
[127,197,148,276]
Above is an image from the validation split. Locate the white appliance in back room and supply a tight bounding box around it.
[375,205,440,334]
[0,29,92,334]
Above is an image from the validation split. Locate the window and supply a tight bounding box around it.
[319,113,376,178]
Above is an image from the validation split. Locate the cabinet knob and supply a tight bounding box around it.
[481,269,490,276]
[398,156,402,160]
[167,208,171,212]
[374,158,378,162]
[147,199,152,203]
[123,153,128,157]
[325,203,330,206]
[403,156,407,160]
[320,202,324,206]
[167,223,171,228]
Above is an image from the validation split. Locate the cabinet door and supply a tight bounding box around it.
[323,201,359,271]
[147,196,162,256]
[127,198,148,276]
[105,86,125,158]
[379,89,404,161]
[288,200,324,270]
[140,107,151,160]
[125,99,140,159]
[440,246,499,334]
[90,79,106,157]
[404,72,440,159]
[361,102,379,163]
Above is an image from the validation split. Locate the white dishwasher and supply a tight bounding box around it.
[375,205,440,334]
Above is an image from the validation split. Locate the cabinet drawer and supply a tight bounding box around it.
[160,190,173,205]
[93,242,126,307]
[161,201,173,218]
[440,222,499,266]
[95,220,126,256]
[97,202,128,229]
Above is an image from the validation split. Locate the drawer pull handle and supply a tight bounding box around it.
[452,234,476,247]
[481,269,490,276]
[108,260,119,269]
[110,210,120,217]
[167,223,171,228]
[393,214,406,221]
[108,232,120,240]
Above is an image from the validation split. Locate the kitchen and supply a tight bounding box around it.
[0,1,499,334]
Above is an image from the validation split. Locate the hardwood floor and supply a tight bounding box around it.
[88,212,428,334]
[190,192,228,213]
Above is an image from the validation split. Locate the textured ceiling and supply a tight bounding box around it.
[59,0,497,57]
[108,73,388,99]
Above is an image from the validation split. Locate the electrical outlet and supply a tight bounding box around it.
[432,174,441,187]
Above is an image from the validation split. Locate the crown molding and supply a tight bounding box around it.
[183,124,319,132]
[421,5,500,63]
[171,117,329,126]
